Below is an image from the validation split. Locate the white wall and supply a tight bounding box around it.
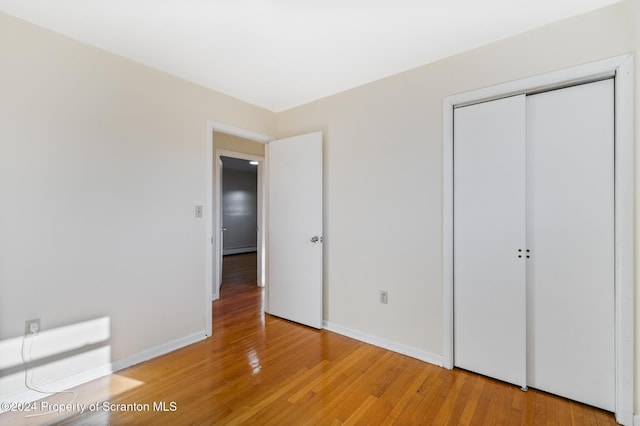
[277,0,635,384]
[0,12,275,398]
[213,131,266,157]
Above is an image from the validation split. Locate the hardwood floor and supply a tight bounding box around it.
[2,253,618,425]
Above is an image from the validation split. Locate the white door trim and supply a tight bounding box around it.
[205,121,273,338]
[442,54,634,425]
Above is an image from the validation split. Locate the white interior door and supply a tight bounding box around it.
[526,79,614,410]
[267,132,323,329]
[453,95,527,387]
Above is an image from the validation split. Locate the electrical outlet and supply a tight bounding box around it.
[379,290,388,304]
[25,318,41,335]
[195,205,203,218]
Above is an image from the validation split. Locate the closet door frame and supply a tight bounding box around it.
[442,54,633,426]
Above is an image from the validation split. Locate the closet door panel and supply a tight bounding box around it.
[526,80,614,410]
[453,95,527,387]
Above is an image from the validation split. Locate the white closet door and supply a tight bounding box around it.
[526,80,614,410]
[454,95,527,387]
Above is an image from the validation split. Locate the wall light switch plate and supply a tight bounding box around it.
[195,205,203,218]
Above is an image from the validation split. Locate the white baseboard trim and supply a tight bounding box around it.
[1,330,207,412]
[223,247,257,255]
[633,414,639,426]
[323,321,444,367]
[109,330,206,372]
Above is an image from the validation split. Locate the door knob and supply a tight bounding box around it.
[310,236,323,243]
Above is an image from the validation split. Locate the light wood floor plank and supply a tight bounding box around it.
[0,253,619,425]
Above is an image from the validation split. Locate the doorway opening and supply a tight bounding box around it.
[218,154,261,300]
[213,144,266,300]
[205,124,324,334]
[205,122,272,337]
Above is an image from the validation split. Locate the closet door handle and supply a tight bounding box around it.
[517,248,531,259]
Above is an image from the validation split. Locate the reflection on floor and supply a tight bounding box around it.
[1,252,618,425]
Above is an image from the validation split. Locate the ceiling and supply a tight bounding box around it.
[0,0,623,112]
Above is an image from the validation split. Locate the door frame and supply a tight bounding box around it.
[442,54,633,425]
[205,121,273,336]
